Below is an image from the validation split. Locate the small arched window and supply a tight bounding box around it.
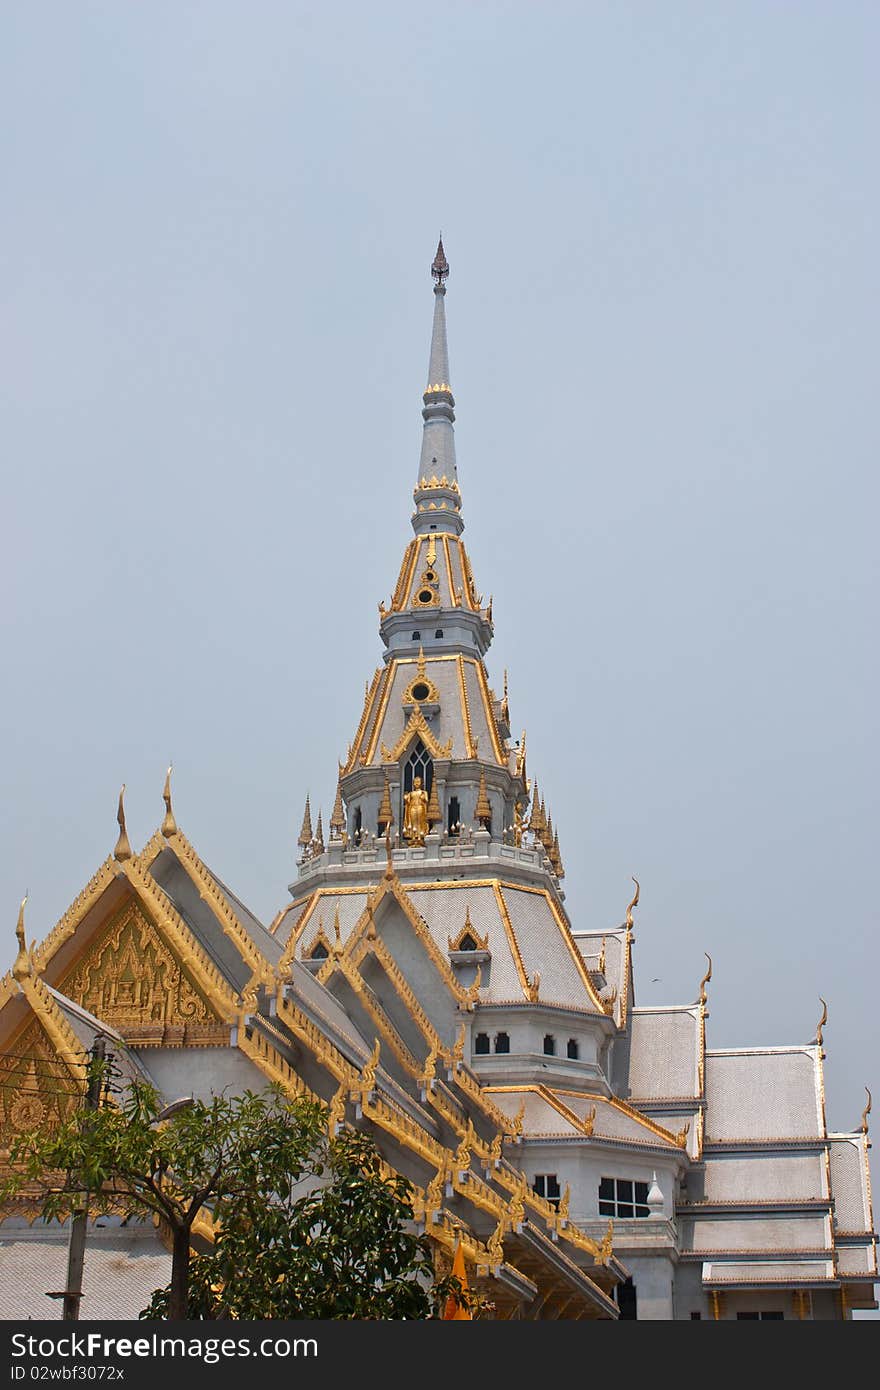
[459,933,478,952]
[447,795,461,837]
[494,1032,510,1054]
[543,1035,556,1056]
[567,1038,579,1060]
[352,807,363,843]
[474,1033,490,1055]
[412,631,421,641]
[310,941,329,961]
[435,628,444,638]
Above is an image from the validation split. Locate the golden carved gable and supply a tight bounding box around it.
[60,899,218,1035]
[0,1017,79,1152]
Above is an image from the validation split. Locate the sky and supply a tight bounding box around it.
[2,0,877,1156]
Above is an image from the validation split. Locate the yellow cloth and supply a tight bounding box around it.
[443,1239,471,1320]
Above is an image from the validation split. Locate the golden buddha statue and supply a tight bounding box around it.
[403,776,429,846]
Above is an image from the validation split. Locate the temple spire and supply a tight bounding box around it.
[414,237,462,536]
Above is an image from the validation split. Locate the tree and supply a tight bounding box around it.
[4,1079,467,1320]
[141,1125,462,1320]
[4,1080,325,1319]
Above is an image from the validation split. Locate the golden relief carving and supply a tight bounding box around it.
[61,900,216,1031]
[0,1019,79,1149]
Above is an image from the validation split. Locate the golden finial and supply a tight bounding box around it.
[475,769,491,828]
[297,794,313,849]
[327,1078,346,1136]
[487,1132,503,1165]
[557,1184,571,1223]
[816,997,828,1048]
[330,775,346,839]
[510,1172,527,1228]
[526,971,541,1003]
[361,1037,380,1093]
[417,644,426,679]
[510,1097,526,1138]
[451,1022,465,1066]
[455,1122,474,1171]
[626,876,640,930]
[313,810,325,854]
[426,776,441,829]
[486,1215,505,1265]
[598,937,607,976]
[420,1045,438,1088]
[12,894,31,982]
[333,902,342,945]
[114,784,132,862]
[161,765,177,839]
[598,1219,614,1262]
[583,1104,597,1137]
[699,952,712,1008]
[378,775,393,835]
[466,965,482,1005]
[861,1087,872,1135]
[676,1121,690,1149]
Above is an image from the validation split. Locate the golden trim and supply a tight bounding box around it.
[362,665,395,766]
[32,859,118,973]
[456,656,476,759]
[345,668,382,774]
[442,535,459,607]
[473,659,506,766]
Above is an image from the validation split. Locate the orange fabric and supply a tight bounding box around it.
[443,1238,471,1320]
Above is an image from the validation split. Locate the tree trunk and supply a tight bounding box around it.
[168,1224,191,1320]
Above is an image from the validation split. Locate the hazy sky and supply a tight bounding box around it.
[2,2,877,1147]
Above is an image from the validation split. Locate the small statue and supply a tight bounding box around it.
[512,801,525,848]
[403,776,429,846]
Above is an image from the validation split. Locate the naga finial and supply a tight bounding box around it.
[161,764,177,838]
[12,894,30,982]
[431,235,449,285]
[816,997,828,1048]
[114,784,132,862]
[626,876,640,930]
[699,952,712,1007]
[861,1087,872,1136]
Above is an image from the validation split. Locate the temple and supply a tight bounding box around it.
[1,242,875,1320]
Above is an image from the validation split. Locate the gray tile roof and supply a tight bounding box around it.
[828,1134,873,1233]
[704,1049,823,1141]
[626,1008,700,1100]
[0,1226,170,1320]
[687,1151,828,1204]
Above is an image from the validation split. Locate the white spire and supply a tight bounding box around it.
[414,237,461,535]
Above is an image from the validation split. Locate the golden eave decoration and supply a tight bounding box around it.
[381,707,453,763]
[448,906,489,954]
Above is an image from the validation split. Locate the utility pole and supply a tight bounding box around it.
[62,1037,106,1321]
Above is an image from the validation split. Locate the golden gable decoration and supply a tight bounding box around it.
[381,708,453,763]
[60,900,218,1042]
[0,1018,79,1148]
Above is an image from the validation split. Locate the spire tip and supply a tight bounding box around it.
[431,236,449,285]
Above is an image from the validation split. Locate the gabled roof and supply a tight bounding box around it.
[484,1085,688,1153]
[704,1047,825,1144]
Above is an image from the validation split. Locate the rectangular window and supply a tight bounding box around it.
[736,1312,783,1321]
[532,1173,561,1208]
[598,1176,650,1218]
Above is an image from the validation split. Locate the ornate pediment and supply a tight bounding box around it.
[381,707,453,763]
[0,1017,80,1150]
[59,899,219,1037]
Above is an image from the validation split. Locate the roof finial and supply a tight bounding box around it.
[297,794,313,850]
[13,894,31,981]
[626,876,640,930]
[816,997,828,1049]
[699,952,712,1008]
[861,1087,872,1136]
[162,764,177,839]
[114,784,132,862]
[431,235,449,286]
